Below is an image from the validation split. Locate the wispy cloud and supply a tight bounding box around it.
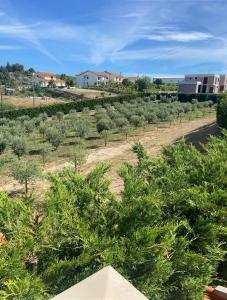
[0,2,57,61]
[111,44,227,66]
[119,12,145,18]
[144,31,213,42]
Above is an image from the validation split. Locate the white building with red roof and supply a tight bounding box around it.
[35,72,66,88]
[76,70,124,88]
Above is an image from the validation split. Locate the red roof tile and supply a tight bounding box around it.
[38,72,55,77]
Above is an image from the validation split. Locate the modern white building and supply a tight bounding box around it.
[76,70,124,88]
[153,77,184,84]
[178,74,227,94]
[34,72,66,88]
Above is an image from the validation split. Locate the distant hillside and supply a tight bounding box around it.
[0,63,34,89]
[0,63,76,90]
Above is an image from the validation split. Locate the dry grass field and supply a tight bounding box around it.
[62,87,116,98]
[2,95,67,108]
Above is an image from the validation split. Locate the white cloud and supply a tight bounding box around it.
[111,44,227,66]
[144,31,213,42]
[119,12,145,18]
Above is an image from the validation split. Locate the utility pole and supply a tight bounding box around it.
[32,72,35,107]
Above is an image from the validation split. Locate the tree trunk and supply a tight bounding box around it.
[25,179,28,195]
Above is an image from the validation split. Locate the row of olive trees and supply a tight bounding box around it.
[94,98,214,142]
[0,96,214,194]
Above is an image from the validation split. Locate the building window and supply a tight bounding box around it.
[202,85,206,93]
[203,77,208,84]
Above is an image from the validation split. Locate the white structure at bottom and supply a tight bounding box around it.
[51,266,148,300]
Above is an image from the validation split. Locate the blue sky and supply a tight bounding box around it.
[0,0,227,77]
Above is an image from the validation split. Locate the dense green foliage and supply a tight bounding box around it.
[217,96,227,129]
[0,134,226,299]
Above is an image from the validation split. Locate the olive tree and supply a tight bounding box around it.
[130,115,145,128]
[56,111,64,122]
[101,130,111,146]
[11,137,28,159]
[96,118,112,133]
[70,142,87,171]
[122,125,132,140]
[10,159,40,195]
[40,142,52,166]
[45,127,64,150]
[75,119,90,139]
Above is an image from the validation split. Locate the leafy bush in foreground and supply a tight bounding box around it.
[0,134,226,299]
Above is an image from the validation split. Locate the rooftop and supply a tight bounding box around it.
[37,72,55,77]
[51,266,148,300]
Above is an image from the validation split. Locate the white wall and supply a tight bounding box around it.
[77,72,101,88]
[77,71,110,87]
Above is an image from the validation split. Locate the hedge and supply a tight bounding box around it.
[149,92,224,103]
[0,93,147,119]
[177,93,225,103]
[1,91,225,120]
[217,96,227,129]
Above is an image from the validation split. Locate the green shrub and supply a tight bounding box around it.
[217,96,227,129]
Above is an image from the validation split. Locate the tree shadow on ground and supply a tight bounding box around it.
[175,122,222,152]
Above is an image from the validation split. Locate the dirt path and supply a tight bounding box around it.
[0,115,216,197]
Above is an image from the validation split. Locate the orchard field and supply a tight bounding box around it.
[0,94,215,195]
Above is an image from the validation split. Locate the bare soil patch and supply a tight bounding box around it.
[62,88,116,99]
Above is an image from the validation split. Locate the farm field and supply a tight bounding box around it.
[0,94,216,196]
[1,95,68,109]
[62,87,116,98]
[0,114,216,197]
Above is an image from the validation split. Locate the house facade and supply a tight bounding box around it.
[105,71,124,83]
[76,70,124,88]
[34,72,66,88]
[178,74,227,94]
